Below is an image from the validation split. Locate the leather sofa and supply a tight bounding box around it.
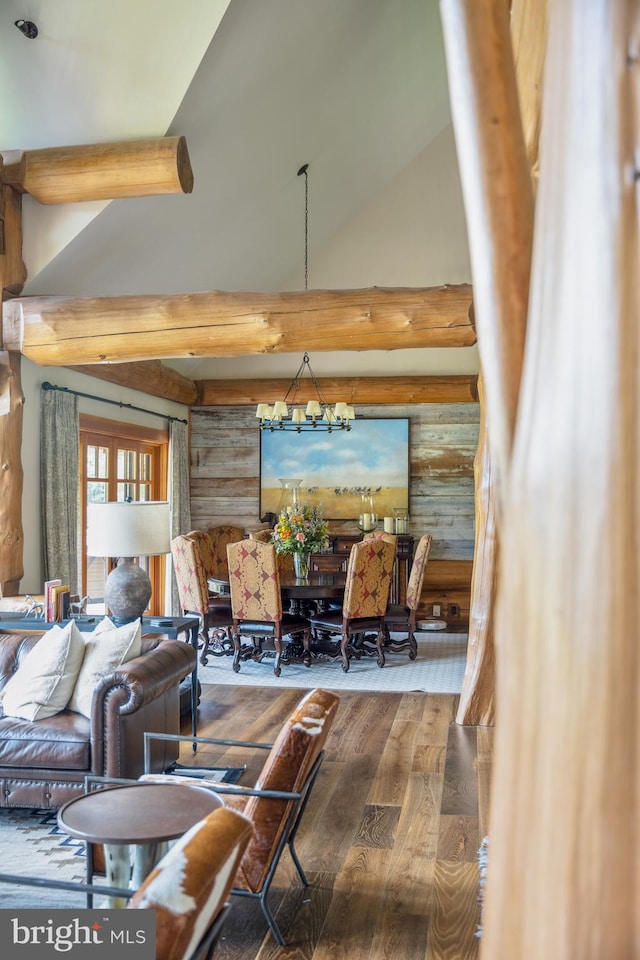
[0,631,195,809]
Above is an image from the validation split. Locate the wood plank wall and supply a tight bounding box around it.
[190,402,479,624]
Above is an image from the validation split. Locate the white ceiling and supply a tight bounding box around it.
[1,0,477,381]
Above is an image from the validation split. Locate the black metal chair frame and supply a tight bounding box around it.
[143,730,325,946]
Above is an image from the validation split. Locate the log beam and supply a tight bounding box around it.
[67,361,198,407]
[1,137,193,204]
[3,284,475,366]
[195,374,478,406]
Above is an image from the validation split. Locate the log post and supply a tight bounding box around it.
[0,165,26,596]
[456,373,496,725]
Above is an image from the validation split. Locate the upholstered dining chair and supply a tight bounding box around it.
[309,538,396,671]
[207,525,245,582]
[226,539,311,676]
[249,528,294,574]
[142,687,340,947]
[171,532,233,664]
[383,532,433,660]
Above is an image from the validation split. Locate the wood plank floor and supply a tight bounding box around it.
[181,685,492,960]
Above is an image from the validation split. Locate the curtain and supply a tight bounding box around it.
[169,419,191,614]
[40,388,79,592]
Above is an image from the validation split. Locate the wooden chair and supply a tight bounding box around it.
[226,539,310,676]
[383,532,432,659]
[142,687,340,946]
[309,538,396,671]
[249,528,294,574]
[171,532,233,664]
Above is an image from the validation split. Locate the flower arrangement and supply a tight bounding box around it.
[272,504,329,555]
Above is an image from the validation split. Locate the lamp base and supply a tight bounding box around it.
[104,557,151,623]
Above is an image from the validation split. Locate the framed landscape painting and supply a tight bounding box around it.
[260,418,410,520]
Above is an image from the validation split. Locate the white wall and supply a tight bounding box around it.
[20,358,189,594]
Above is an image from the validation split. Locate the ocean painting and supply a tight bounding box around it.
[260,418,409,519]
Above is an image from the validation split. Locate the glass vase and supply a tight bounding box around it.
[277,478,302,516]
[357,494,377,533]
[293,551,311,580]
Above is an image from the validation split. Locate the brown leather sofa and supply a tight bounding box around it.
[0,631,195,809]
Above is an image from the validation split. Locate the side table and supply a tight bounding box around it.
[58,781,222,906]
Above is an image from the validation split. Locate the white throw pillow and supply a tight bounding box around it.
[2,620,85,721]
[68,617,142,718]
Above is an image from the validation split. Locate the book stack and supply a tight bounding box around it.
[44,579,71,621]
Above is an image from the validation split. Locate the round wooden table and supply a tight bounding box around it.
[58,781,222,905]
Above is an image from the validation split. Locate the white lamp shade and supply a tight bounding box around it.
[87,501,171,558]
[291,408,306,423]
[305,400,322,417]
[272,400,288,417]
[334,402,348,417]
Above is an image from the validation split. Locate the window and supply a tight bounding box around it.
[80,415,169,616]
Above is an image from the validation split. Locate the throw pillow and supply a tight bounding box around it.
[68,617,142,718]
[1,620,85,721]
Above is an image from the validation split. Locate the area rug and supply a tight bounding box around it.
[0,766,245,908]
[199,633,468,693]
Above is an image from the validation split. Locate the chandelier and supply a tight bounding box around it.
[256,163,355,433]
[256,352,354,432]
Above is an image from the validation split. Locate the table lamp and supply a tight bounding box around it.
[87,501,171,624]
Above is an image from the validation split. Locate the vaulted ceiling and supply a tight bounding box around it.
[1,0,477,382]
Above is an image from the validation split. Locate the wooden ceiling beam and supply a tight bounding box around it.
[195,374,478,406]
[2,283,475,366]
[1,136,193,204]
[66,360,198,406]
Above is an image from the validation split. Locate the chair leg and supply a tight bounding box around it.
[409,627,417,660]
[232,630,241,673]
[340,632,350,672]
[376,625,386,668]
[259,890,286,947]
[273,638,282,677]
[303,627,312,668]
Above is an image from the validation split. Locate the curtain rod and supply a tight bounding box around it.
[41,381,188,425]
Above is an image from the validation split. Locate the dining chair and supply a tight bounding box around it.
[249,528,294,575]
[226,539,311,676]
[142,687,340,946]
[206,525,245,583]
[383,532,433,659]
[309,538,396,671]
[171,532,233,664]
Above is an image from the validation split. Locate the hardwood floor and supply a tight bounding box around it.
[181,685,492,960]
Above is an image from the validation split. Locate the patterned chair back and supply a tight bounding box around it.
[342,539,396,619]
[405,533,433,612]
[363,530,398,549]
[185,530,216,578]
[171,533,209,616]
[227,539,282,623]
[249,529,294,574]
[208,525,245,579]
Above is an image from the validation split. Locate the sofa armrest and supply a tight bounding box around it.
[90,640,195,774]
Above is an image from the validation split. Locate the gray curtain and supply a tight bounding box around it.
[169,419,191,614]
[40,388,79,592]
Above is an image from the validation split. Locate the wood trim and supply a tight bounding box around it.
[79,414,168,444]
[2,284,476,366]
[195,374,479,406]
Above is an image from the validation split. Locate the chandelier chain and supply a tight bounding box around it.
[298,163,309,290]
